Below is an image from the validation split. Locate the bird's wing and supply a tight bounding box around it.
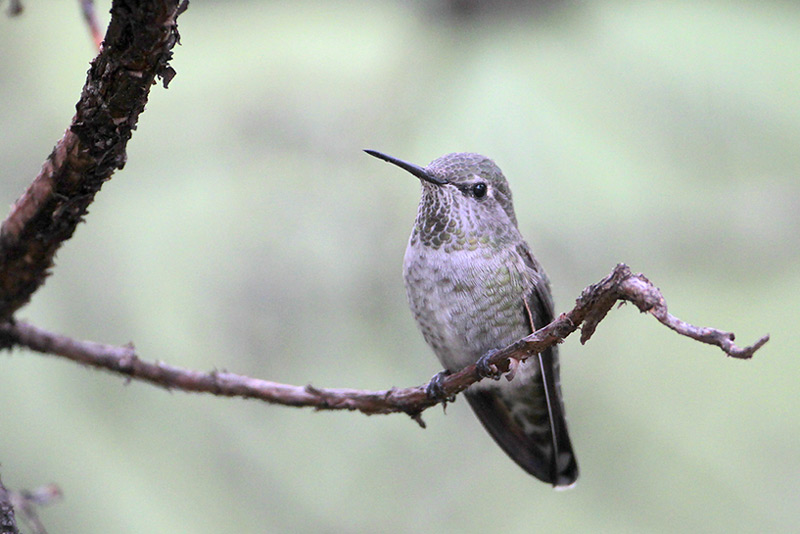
[464,243,578,487]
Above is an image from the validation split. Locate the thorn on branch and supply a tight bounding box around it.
[408,411,426,429]
[505,357,520,382]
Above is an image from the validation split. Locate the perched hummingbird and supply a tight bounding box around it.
[366,150,578,487]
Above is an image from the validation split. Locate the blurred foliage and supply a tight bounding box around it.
[1,1,798,532]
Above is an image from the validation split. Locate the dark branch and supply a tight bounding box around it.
[0,265,769,424]
[0,0,185,322]
[0,474,18,534]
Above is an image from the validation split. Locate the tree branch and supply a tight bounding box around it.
[0,264,769,426]
[0,0,184,322]
[0,474,19,534]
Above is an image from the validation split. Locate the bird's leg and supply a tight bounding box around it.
[475,348,503,380]
[425,370,456,404]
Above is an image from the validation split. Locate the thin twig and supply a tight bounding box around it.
[79,0,104,51]
[0,265,769,424]
[5,0,22,16]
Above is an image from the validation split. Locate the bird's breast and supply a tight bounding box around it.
[403,241,533,371]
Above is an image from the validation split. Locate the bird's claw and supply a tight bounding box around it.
[476,349,503,380]
[425,370,456,404]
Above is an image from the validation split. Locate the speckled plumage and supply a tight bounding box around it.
[369,150,578,487]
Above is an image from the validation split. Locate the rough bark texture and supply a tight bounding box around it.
[0,0,183,322]
[0,475,18,534]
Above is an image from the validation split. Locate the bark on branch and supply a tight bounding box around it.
[0,264,769,426]
[0,0,184,322]
[0,0,186,527]
[0,475,18,534]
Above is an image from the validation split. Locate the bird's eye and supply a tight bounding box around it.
[472,182,487,198]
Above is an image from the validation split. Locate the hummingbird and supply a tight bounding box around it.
[365,150,578,487]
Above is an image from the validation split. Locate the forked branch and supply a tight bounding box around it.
[0,264,769,425]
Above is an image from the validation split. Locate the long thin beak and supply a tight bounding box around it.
[364,149,447,185]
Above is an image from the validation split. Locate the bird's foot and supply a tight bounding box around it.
[425,370,456,404]
[475,349,503,380]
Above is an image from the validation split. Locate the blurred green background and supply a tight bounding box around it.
[1,1,798,532]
